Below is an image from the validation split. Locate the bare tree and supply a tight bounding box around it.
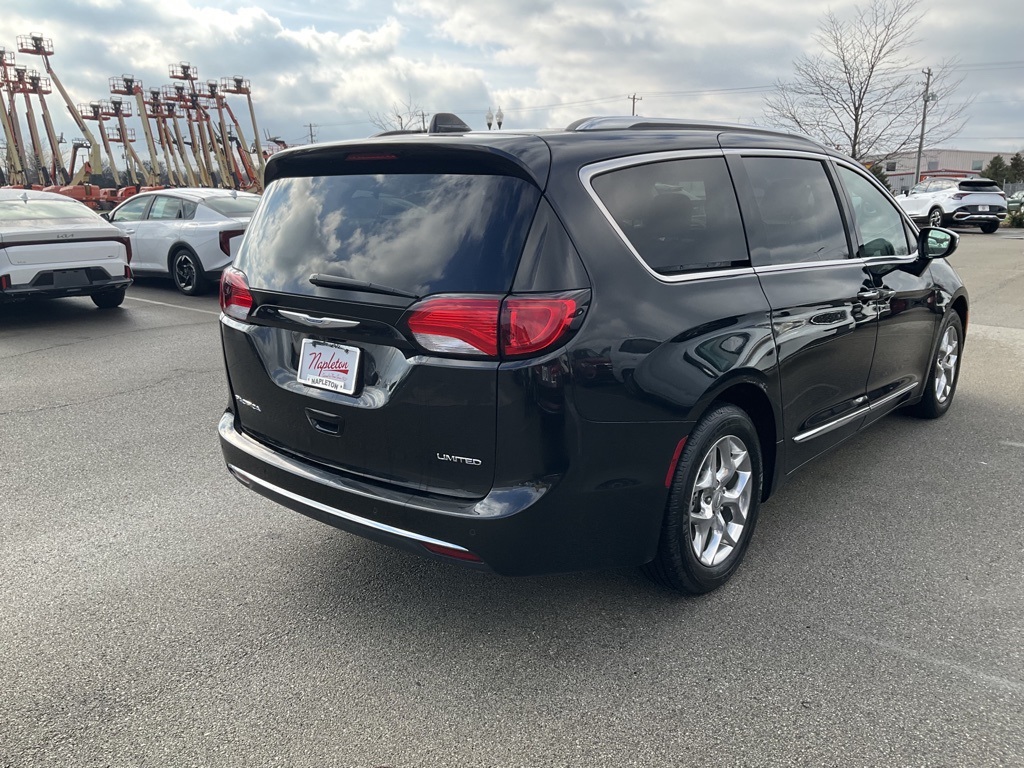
[764,0,970,161]
[368,96,427,133]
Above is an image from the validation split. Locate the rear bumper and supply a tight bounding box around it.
[0,267,131,301]
[951,209,1006,224]
[218,410,673,576]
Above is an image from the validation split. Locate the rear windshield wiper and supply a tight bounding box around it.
[309,273,419,299]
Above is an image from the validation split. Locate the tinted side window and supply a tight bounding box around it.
[836,166,910,258]
[591,157,749,275]
[111,196,150,222]
[741,157,850,266]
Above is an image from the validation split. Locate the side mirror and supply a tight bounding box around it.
[903,189,909,196]
[100,212,111,221]
[918,227,958,259]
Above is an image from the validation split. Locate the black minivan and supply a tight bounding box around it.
[217,117,967,593]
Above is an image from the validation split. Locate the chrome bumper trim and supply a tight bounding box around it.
[227,464,470,553]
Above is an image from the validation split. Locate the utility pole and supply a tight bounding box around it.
[306,123,317,143]
[629,93,642,116]
[913,68,935,186]
[418,111,427,131]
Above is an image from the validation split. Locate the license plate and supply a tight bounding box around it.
[297,339,360,395]
[978,205,989,212]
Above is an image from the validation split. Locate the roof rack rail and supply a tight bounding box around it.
[566,116,759,132]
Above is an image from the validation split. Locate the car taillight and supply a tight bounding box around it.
[502,297,577,357]
[115,235,132,263]
[406,294,582,359]
[407,297,501,356]
[220,267,253,321]
[951,193,966,200]
[0,274,10,290]
[219,229,245,256]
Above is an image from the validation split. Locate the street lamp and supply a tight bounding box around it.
[486,107,494,130]
[495,106,503,129]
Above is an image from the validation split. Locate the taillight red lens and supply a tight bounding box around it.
[407,297,501,356]
[501,297,577,357]
[219,229,245,256]
[951,193,966,200]
[220,267,253,321]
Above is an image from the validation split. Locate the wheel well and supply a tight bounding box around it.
[951,295,968,335]
[713,382,778,501]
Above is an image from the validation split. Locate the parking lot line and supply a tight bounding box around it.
[125,295,220,316]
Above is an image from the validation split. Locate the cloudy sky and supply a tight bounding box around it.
[2,0,1022,157]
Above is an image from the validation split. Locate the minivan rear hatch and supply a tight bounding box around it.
[222,139,549,498]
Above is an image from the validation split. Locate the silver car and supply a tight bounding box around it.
[107,188,261,295]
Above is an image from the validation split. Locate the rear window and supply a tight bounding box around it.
[0,199,99,222]
[236,174,541,296]
[958,180,1002,193]
[203,196,261,217]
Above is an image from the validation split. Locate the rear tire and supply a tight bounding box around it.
[909,312,963,419]
[171,249,207,296]
[979,222,999,234]
[91,287,126,309]
[928,207,943,228]
[643,404,763,594]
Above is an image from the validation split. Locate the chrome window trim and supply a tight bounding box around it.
[793,381,918,444]
[579,149,756,285]
[721,147,834,161]
[227,465,471,553]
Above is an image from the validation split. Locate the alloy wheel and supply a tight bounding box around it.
[934,325,959,404]
[928,208,943,227]
[689,435,752,567]
[174,253,196,292]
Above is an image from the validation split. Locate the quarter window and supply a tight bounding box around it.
[590,157,749,275]
[740,157,850,266]
[836,167,910,258]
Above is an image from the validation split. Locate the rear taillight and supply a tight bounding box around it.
[115,235,132,263]
[219,229,245,256]
[951,193,966,200]
[220,267,253,321]
[502,298,577,357]
[0,274,10,290]
[407,297,501,356]
[406,294,583,359]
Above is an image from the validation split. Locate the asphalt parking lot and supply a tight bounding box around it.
[2,230,1023,767]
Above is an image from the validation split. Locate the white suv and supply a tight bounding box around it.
[897,177,1007,233]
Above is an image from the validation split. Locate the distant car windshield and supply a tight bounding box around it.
[202,196,261,217]
[0,199,99,222]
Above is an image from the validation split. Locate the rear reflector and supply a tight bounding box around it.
[220,267,253,321]
[422,542,483,562]
[407,297,501,356]
[665,437,688,488]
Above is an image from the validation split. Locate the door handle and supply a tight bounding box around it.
[124,229,136,234]
[857,289,881,301]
